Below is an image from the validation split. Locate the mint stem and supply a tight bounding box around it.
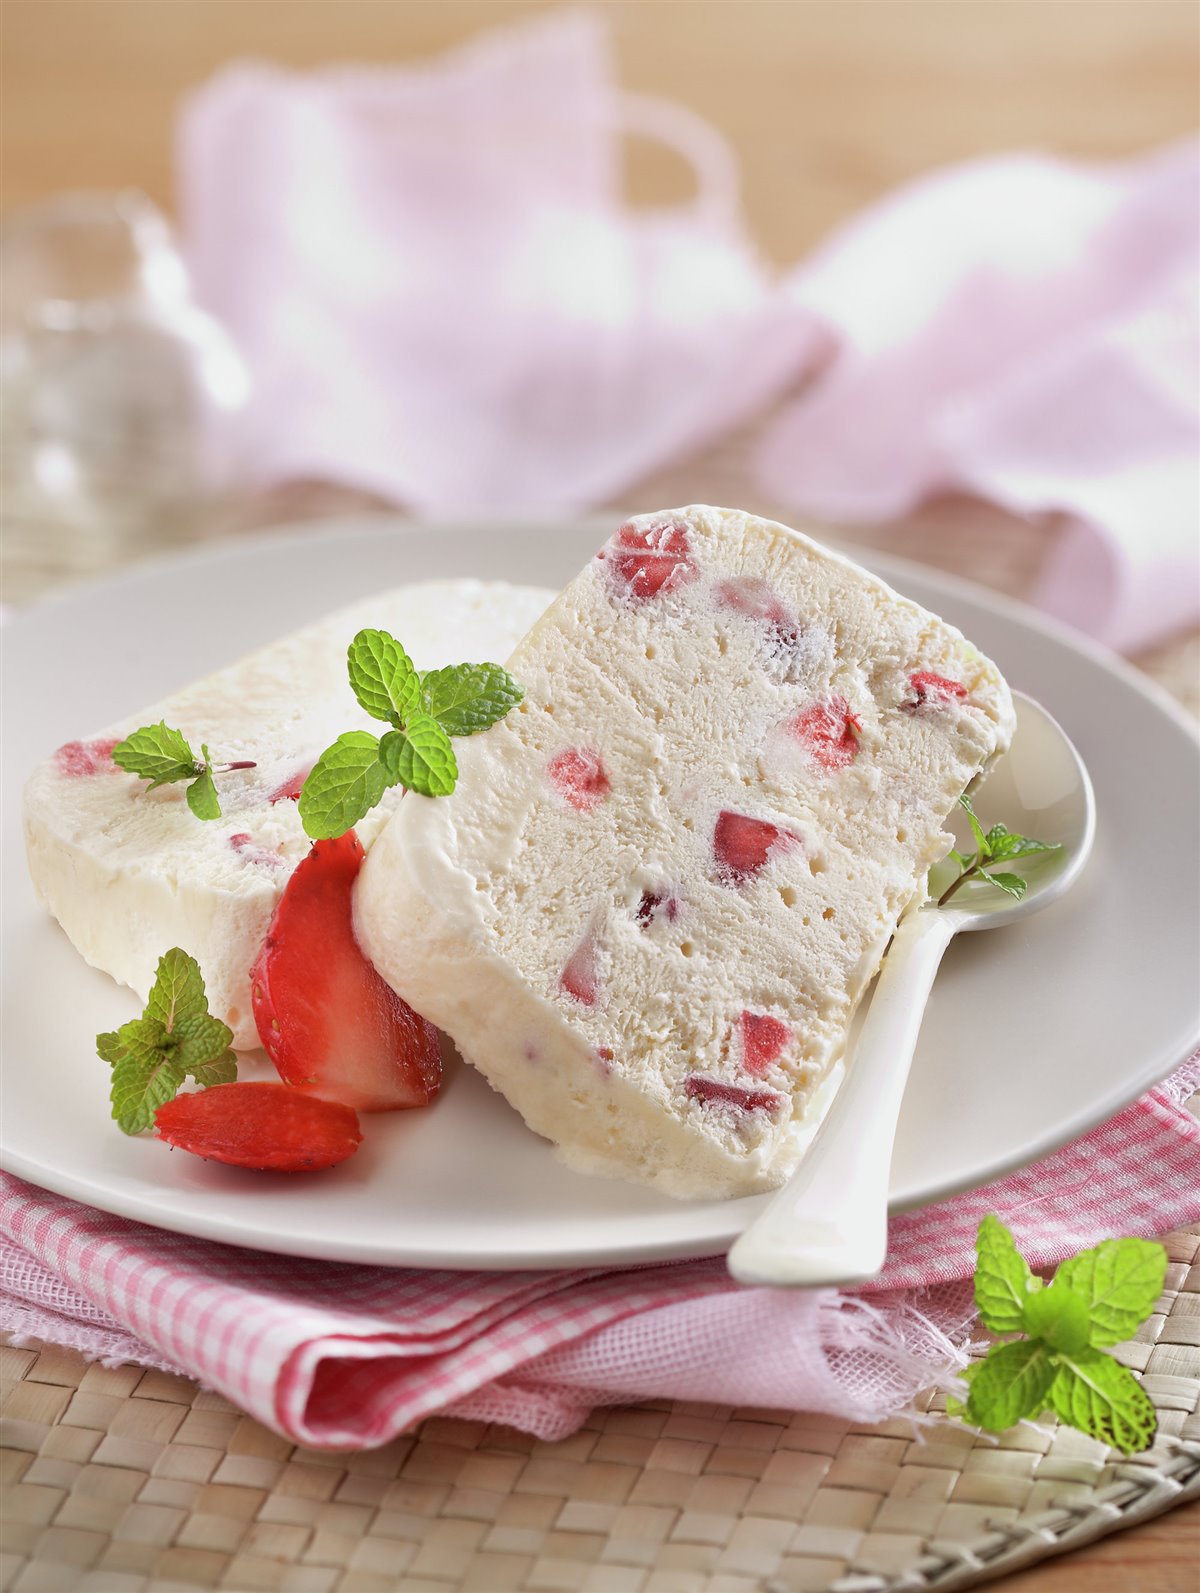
[213,761,257,773]
[937,861,981,907]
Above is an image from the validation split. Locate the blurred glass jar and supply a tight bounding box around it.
[0,190,250,550]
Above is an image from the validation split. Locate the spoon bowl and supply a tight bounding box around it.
[727,692,1096,1288]
[945,692,1095,929]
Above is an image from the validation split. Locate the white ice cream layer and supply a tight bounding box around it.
[356,508,1015,1200]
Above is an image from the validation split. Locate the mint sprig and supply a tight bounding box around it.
[112,722,255,822]
[299,629,524,840]
[97,949,236,1134]
[949,1216,1165,1454]
[936,793,1060,905]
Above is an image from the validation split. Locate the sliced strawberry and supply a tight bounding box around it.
[907,671,968,710]
[155,1082,361,1171]
[684,1075,785,1113]
[559,926,600,1005]
[599,517,696,600]
[786,697,861,771]
[547,748,610,812]
[269,764,313,804]
[713,811,796,884]
[740,1012,792,1076]
[55,737,119,777]
[251,832,440,1112]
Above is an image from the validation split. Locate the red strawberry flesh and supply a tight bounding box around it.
[251,831,440,1112]
[787,697,861,771]
[636,887,679,926]
[547,748,610,812]
[56,738,119,777]
[713,811,795,884]
[269,764,313,804]
[559,928,599,1005]
[155,1082,361,1171]
[600,517,696,600]
[230,833,284,869]
[714,577,791,629]
[740,1012,792,1076]
[684,1075,785,1113]
[908,671,968,709]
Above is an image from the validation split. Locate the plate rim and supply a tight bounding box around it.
[3,514,1198,1268]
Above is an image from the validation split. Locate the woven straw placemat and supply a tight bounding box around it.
[1,1226,1197,1593]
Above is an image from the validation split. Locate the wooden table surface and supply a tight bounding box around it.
[2,5,1198,1590]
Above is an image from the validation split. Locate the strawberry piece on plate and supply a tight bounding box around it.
[251,831,441,1112]
[155,1082,362,1171]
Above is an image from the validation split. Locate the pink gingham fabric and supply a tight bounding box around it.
[3,1058,1197,1448]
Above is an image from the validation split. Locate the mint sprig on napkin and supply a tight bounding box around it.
[950,1216,1165,1454]
[298,629,524,839]
[97,949,237,1134]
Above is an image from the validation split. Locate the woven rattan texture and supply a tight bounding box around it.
[0,1228,1196,1593]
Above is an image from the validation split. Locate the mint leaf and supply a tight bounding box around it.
[379,713,457,797]
[1054,1238,1168,1348]
[983,871,1028,899]
[112,721,199,789]
[145,947,210,1034]
[974,1215,1036,1334]
[186,746,222,821]
[188,1054,238,1089]
[958,792,990,857]
[299,731,388,840]
[422,662,525,737]
[102,1022,187,1135]
[965,1339,1056,1432]
[299,627,526,830]
[1049,1350,1157,1455]
[944,1359,983,1419]
[347,629,421,725]
[1022,1280,1091,1353]
[113,723,254,819]
[98,949,236,1134]
[144,948,234,1072]
[986,831,1061,863]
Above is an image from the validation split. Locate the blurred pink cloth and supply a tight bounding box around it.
[178,11,1198,652]
[758,141,1200,653]
[178,11,824,518]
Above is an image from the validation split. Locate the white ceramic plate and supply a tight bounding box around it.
[3,518,1198,1268]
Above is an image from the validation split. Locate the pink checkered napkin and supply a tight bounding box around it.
[1,1059,1197,1448]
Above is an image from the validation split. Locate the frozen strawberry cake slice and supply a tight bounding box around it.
[24,580,553,1048]
[356,507,1015,1199]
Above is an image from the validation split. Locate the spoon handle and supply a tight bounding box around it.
[727,907,960,1288]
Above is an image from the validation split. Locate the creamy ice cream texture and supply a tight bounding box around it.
[356,507,1015,1199]
[23,580,555,1048]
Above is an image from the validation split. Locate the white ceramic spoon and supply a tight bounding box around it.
[727,692,1096,1288]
